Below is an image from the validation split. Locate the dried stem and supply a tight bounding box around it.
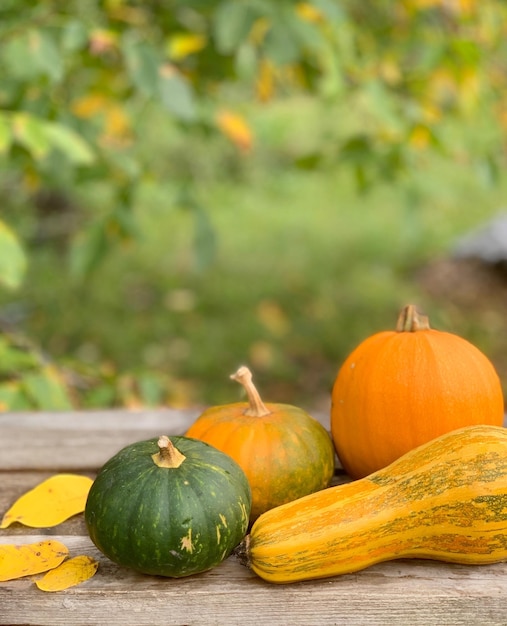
[396,304,430,332]
[230,366,271,417]
[233,535,251,568]
[151,435,186,468]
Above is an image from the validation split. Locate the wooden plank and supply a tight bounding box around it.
[0,408,200,471]
[0,408,330,471]
[1,411,507,626]
[1,535,507,626]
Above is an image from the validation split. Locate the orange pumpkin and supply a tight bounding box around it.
[331,304,505,479]
[186,366,335,522]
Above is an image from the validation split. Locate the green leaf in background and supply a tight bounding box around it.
[0,114,12,154]
[212,1,258,54]
[137,373,166,406]
[122,37,160,98]
[235,41,258,81]
[22,366,74,410]
[0,219,27,290]
[0,382,30,412]
[2,33,39,81]
[0,336,39,375]
[311,0,345,21]
[293,152,325,170]
[340,134,374,166]
[158,67,196,121]
[192,203,217,272]
[44,122,95,165]
[28,29,64,83]
[263,6,309,66]
[61,19,89,52]
[264,25,300,65]
[110,205,140,240]
[69,219,109,279]
[12,113,50,160]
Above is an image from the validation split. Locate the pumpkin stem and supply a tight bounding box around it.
[151,436,186,468]
[230,366,271,417]
[396,304,430,332]
[233,535,251,568]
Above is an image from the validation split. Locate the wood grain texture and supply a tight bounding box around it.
[0,408,330,471]
[1,535,507,626]
[0,410,506,626]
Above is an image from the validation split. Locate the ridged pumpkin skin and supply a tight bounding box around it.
[186,367,335,522]
[331,305,504,478]
[85,436,251,578]
[238,425,507,584]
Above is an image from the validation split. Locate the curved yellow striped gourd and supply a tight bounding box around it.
[238,425,507,583]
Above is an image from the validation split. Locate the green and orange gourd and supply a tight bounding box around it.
[237,424,507,583]
[186,366,335,521]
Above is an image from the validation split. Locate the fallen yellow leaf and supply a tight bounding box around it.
[0,540,69,582]
[0,474,94,529]
[35,555,99,592]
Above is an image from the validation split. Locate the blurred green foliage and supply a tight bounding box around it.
[2,0,507,410]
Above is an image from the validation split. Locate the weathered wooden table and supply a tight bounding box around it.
[1,409,507,626]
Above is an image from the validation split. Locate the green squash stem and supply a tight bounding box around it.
[230,366,271,418]
[396,304,430,332]
[152,435,186,468]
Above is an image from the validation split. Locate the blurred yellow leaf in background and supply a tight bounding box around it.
[72,94,131,143]
[216,110,253,153]
[295,2,324,24]
[167,33,206,60]
[0,474,93,529]
[408,124,432,149]
[35,555,99,591]
[0,540,68,581]
[256,59,275,103]
[71,93,106,118]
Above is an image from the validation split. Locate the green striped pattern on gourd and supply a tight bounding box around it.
[239,425,507,583]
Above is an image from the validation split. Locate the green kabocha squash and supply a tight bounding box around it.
[85,435,251,577]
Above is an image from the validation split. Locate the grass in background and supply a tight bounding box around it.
[1,97,506,411]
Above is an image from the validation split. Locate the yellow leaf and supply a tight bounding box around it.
[256,59,275,103]
[458,67,480,111]
[378,59,401,86]
[215,110,253,153]
[249,18,270,45]
[0,474,93,529]
[295,3,324,24]
[167,33,207,60]
[409,124,431,150]
[456,0,475,15]
[0,540,69,582]
[35,555,99,592]
[72,94,107,119]
[72,94,131,143]
[104,104,131,139]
